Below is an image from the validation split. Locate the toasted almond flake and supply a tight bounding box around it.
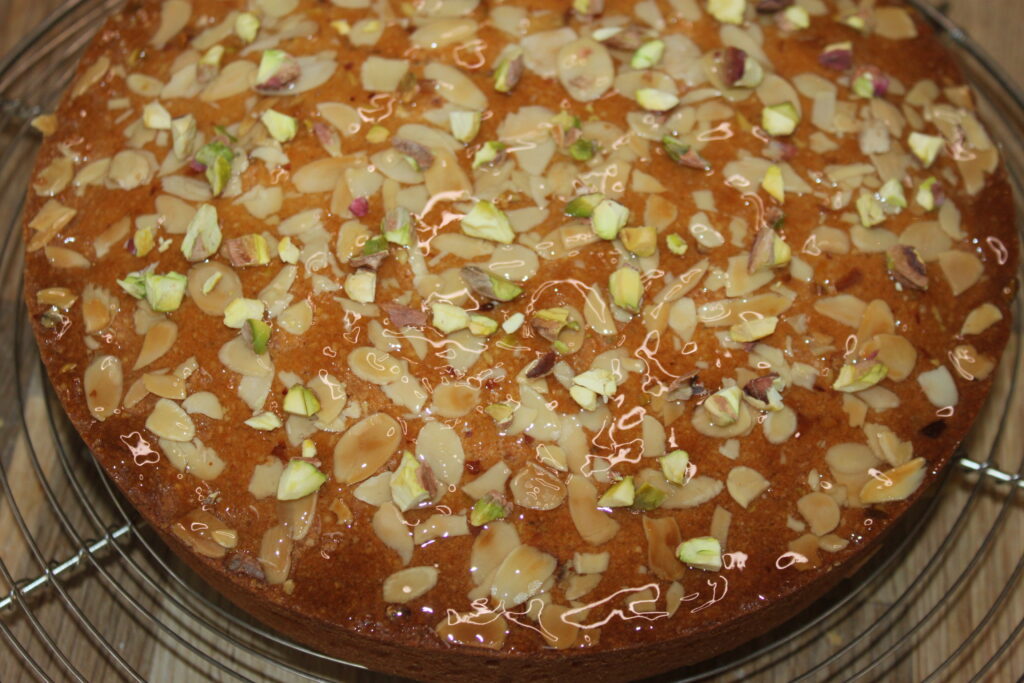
[860,458,927,504]
[917,366,959,408]
[383,566,439,603]
[182,391,224,419]
[430,383,479,418]
[372,502,413,565]
[510,463,566,511]
[950,345,996,381]
[642,515,684,581]
[143,372,186,400]
[413,513,469,545]
[170,509,233,559]
[160,437,225,480]
[961,303,1003,336]
[796,492,841,536]
[557,38,614,102]
[259,524,293,585]
[937,250,984,296]
[567,475,620,545]
[71,55,110,99]
[814,295,867,328]
[425,61,487,110]
[200,60,257,102]
[146,398,195,442]
[490,544,556,608]
[44,246,90,269]
[763,406,797,444]
[83,355,122,422]
[859,334,917,382]
[133,320,178,370]
[461,461,512,500]
[27,200,76,252]
[348,347,403,385]
[151,0,191,47]
[436,613,508,651]
[726,466,769,509]
[33,156,73,197]
[416,420,465,487]
[278,492,318,541]
[188,262,242,316]
[219,337,273,377]
[333,413,402,484]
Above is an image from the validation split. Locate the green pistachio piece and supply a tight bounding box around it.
[608,266,643,312]
[660,449,690,485]
[472,141,506,169]
[381,206,413,246]
[235,12,261,43]
[344,269,377,304]
[180,204,222,262]
[832,361,888,392]
[132,227,156,257]
[762,102,800,136]
[735,54,765,88]
[783,6,811,29]
[223,234,271,267]
[390,451,430,511]
[195,141,234,196]
[432,302,471,334]
[470,492,511,526]
[278,236,300,263]
[493,47,524,93]
[879,178,907,209]
[277,460,326,501]
[620,226,657,257]
[245,412,282,431]
[366,125,389,144]
[632,483,667,511]
[636,88,679,112]
[565,192,605,218]
[631,39,665,70]
[568,138,596,161]
[916,177,938,211]
[223,297,265,328]
[909,132,944,168]
[856,192,886,227]
[117,271,147,299]
[468,314,499,337]
[592,198,629,240]
[362,235,389,256]
[144,272,187,313]
[460,200,515,244]
[283,384,321,417]
[762,164,784,202]
[261,108,298,143]
[707,0,746,24]
[676,536,722,571]
[597,476,635,508]
[449,110,482,143]
[460,265,523,302]
[666,233,688,255]
[704,386,743,426]
[247,319,271,354]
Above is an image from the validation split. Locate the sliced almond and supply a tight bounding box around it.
[917,366,959,408]
[430,383,479,418]
[83,355,122,422]
[490,544,556,608]
[134,320,178,370]
[259,524,293,585]
[143,372,186,400]
[416,420,465,487]
[373,502,414,565]
[537,604,580,650]
[860,334,917,382]
[937,250,984,295]
[814,295,867,328]
[436,613,508,650]
[950,345,995,381]
[219,337,273,377]
[509,462,566,511]
[146,398,195,442]
[81,284,116,333]
[383,566,439,604]
[726,466,769,509]
[413,514,470,545]
[170,509,234,559]
[187,262,243,316]
[348,347,403,385]
[860,458,927,504]
[159,438,224,480]
[642,515,684,581]
[796,492,841,536]
[567,475,620,545]
[763,406,797,444]
[278,493,318,541]
[961,303,1002,336]
[334,413,403,484]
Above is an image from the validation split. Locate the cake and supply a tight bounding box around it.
[21,0,1019,679]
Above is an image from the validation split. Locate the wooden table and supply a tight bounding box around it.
[1,2,1022,682]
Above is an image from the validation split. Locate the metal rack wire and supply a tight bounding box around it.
[0,1,1021,680]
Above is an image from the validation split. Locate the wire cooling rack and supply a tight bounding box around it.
[0,1,1022,681]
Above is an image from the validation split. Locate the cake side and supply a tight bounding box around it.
[21,0,1019,678]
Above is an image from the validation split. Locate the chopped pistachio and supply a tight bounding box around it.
[223,234,271,267]
[142,101,171,130]
[301,439,317,459]
[592,198,629,240]
[574,368,618,397]
[748,227,791,272]
[636,88,680,112]
[916,177,939,211]
[449,110,481,143]
[852,67,887,99]
[676,536,722,571]
[460,200,515,244]
[609,266,643,312]
[276,460,326,501]
[568,138,596,161]
[201,272,222,294]
[531,307,576,341]
[552,340,570,354]
[261,109,298,143]
[234,12,261,43]
[144,272,187,313]
[762,165,785,202]
[493,47,524,93]
[502,312,525,334]
[631,39,665,69]
[734,53,765,88]
[879,178,907,209]
[743,374,785,412]
[366,124,390,144]
[729,316,779,343]
[117,271,147,299]
[344,269,377,304]
[565,192,605,218]
[199,45,225,72]
[886,244,929,291]
[832,361,888,392]
[194,141,234,196]
[180,204,221,262]
[660,449,690,485]
[284,385,321,417]
[255,49,300,92]
[277,236,300,263]
[170,114,196,160]
[856,193,886,227]
[390,451,430,511]
[247,319,271,354]
[132,227,156,257]
[468,314,499,337]
[382,206,414,246]
[572,0,603,17]
[223,297,265,329]
[485,402,515,424]
[461,266,523,302]
[704,386,743,426]
[782,5,810,29]
[432,302,471,334]
[330,19,350,35]
[592,26,623,42]
[472,141,506,169]
[707,0,746,24]
[762,102,800,136]
[597,476,635,508]
[245,412,282,431]
[570,385,598,411]
[908,132,944,168]
[362,235,389,256]
[469,492,511,526]
[632,483,667,511]
[620,226,657,257]
[662,135,690,165]
[666,233,688,255]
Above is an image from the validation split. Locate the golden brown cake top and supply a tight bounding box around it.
[23,0,1019,659]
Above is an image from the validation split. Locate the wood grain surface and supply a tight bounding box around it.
[0,2,1022,682]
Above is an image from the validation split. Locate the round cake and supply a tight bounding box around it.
[21,0,1019,679]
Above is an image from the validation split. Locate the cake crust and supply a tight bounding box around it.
[22,0,1019,679]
